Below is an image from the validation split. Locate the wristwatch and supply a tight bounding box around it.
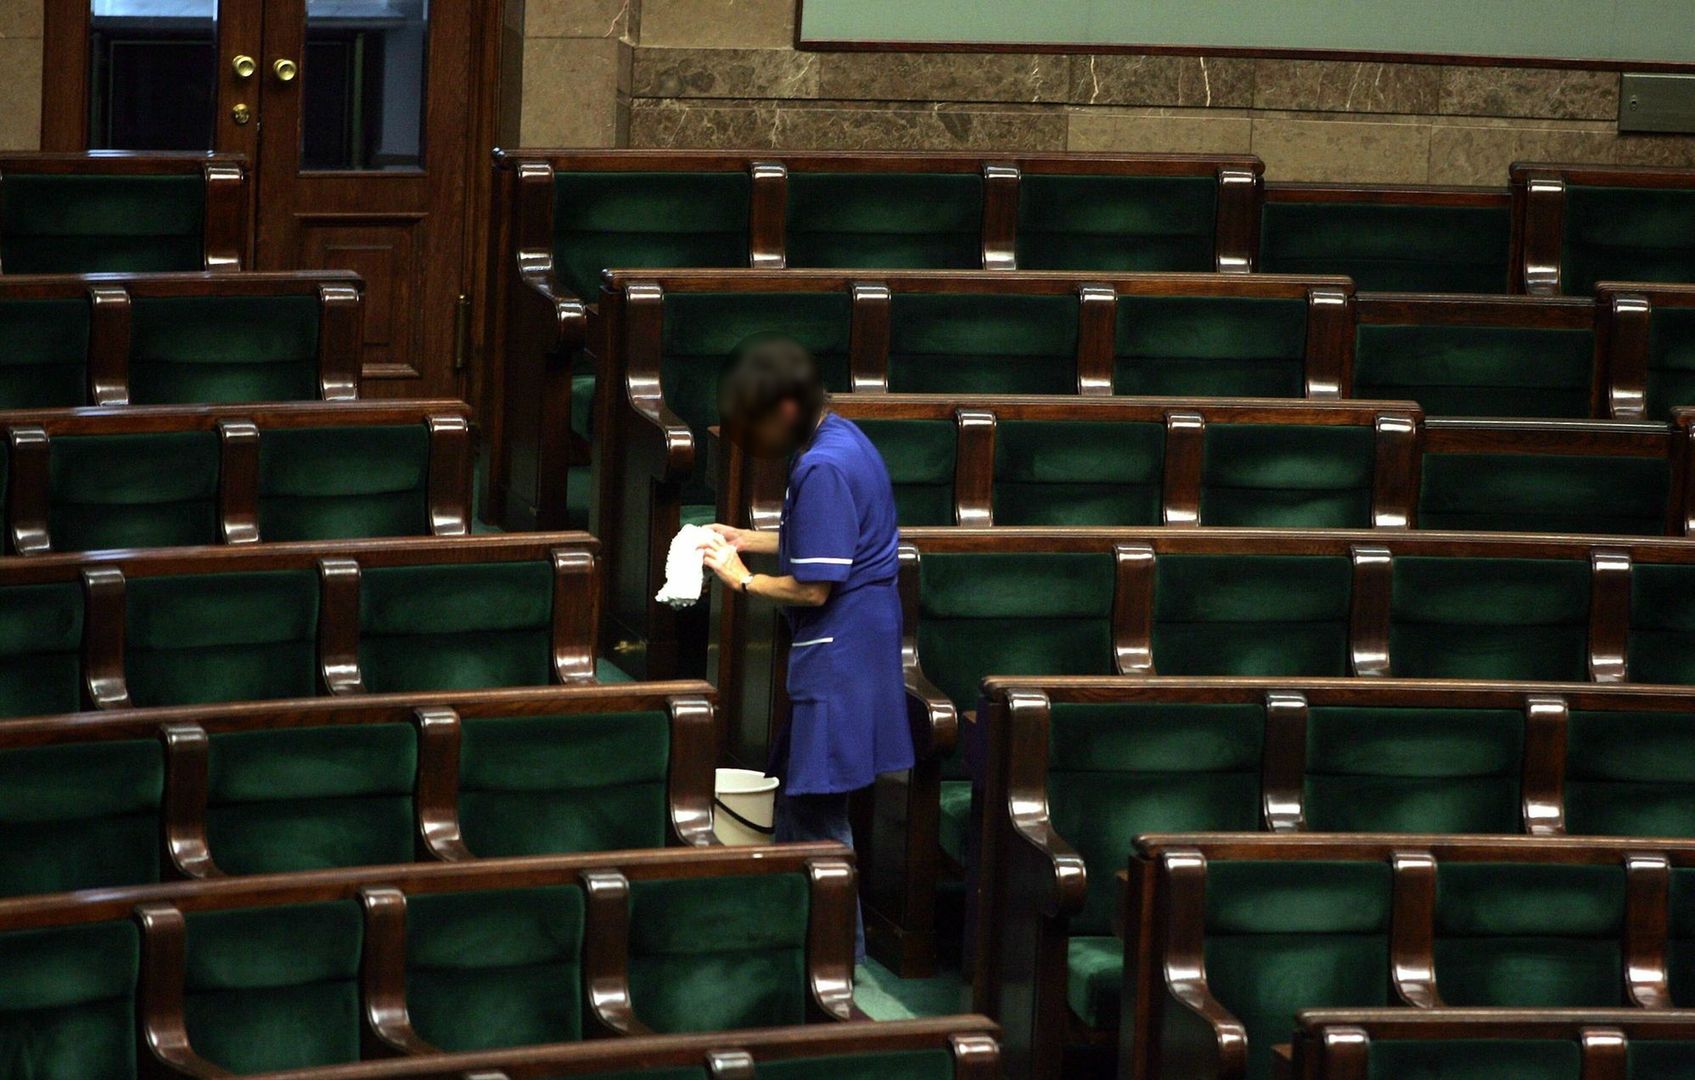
[739,573,756,594]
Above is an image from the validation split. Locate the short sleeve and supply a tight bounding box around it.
[785,463,858,583]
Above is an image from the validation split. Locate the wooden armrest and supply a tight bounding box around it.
[581,871,654,1037]
[667,695,721,847]
[904,670,959,761]
[1007,809,1088,922]
[361,887,443,1057]
[137,904,235,1078]
[1269,1043,1295,1080]
[517,269,589,354]
[413,707,474,861]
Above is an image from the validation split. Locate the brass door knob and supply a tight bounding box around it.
[231,103,252,125]
[232,54,256,79]
[273,57,298,82]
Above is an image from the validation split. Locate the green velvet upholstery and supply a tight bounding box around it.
[857,419,957,526]
[661,291,852,502]
[205,724,417,874]
[1629,1040,1695,1080]
[458,710,671,855]
[887,294,1079,396]
[1628,564,1695,685]
[1016,175,1218,272]
[993,419,1164,526]
[1,173,204,273]
[937,779,972,864]
[1201,424,1376,528]
[1433,863,1627,1007]
[0,582,84,717]
[1115,296,1310,398]
[358,561,554,693]
[1561,184,1695,297]
[1303,706,1523,833]
[1201,860,1394,1080]
[1647,307,1695,420]
[628,872,810,1033]
[1389,557,1590,680]
[761,1049,955,1080]
[1364,1039,1581,1080]
[1566,709,1695,836]
[128,295,322,404]
[553,171,751,300]
[1353,323,1595,419]
[1066,936,1124,1031]
[786,173,981,270]
[183,901,363,1072]
[0,298,90,408]
[0,740,163,896]
[259,425,431,540]
[1259,202,1511,294]
[1418,452,1670,534]
[126,570,319,706]
[1669,869,1695,1007]
[1152,555,1353,676]
[49,431,220,551]
[0,921,140,1080]
[406,885,585,1051]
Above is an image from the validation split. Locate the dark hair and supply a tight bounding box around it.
[718,333,827,430]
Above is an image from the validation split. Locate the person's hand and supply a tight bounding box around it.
[701,533,752,590]
[705,523,754,552]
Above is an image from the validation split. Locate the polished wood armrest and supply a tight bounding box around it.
[581,870,655,1037]
[516,267,590,355]
[413,707,474,861]
[360,887,442,1057]
[903,669,959,762]
[160,722,223,880]
[667,695,720,847]
[136,903,236,1079]
[805,857,861,1022]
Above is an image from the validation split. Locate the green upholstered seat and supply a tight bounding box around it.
[627,872,810,1033]
[1647,307,1695,420]
[762,1049,956,1080]
[1670,870,1695,1006]
[1433,863,1627,1007]
[1,173,205,273]
[182,901,363,1072]
[0,582,85,717]
[204,724,417,875]
[128,295,322,404]
[553,171,751,300]
[458,710,672,855]
[1354,323,1595,418]
[858,419,957,526]
[1016,175,1218,273]
[406,885,586,1051]
[887,294,1079,396]
[1065,936,1124,1032]
[937,780,972,864]
[1151,555,1353,676]
[786,173,981,270]
[1562,185,1695,296]
[1115,296,1309,398]
[1302,706,1523,833]
[1565,710,1695,837]
[0,921,141,1079]
[1388,557,1590,680]
[49,431,221,551]
[258,425,431,540]
[993,420,1164,526]
[1259,202,1511,294]
[1201,424,1376,528]
[1350,1039,1581,1080]
[358,561,555,693]
[0,740,163,896]
[0,297,90,408]
[1629,565,1695,685]
[1418,451,1670,534]
[125,570,319,707]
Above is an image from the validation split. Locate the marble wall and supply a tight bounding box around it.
[1,0,42,150]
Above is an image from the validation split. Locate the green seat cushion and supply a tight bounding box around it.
[1017,175,1217,273]
[1152,555,1353,676]
[858,419,957,526]
[761,1050,953,1080]
[0,921,140,1080]
[1627,1039,1695,1080]
[596,657,636,683]
[1066,936,1124,1031]
[49,431,221,551]
[459,710,671,856]
[1648,307,1695,421]
[553,170,751,300]
[1366,1039,1580,1080]
[1,173,205,273]
[786,172,981,270]
[1565,709,1695,836]
[1354,323,1595,419]
[571,371,596,440]
[888,294,1078,395]
[1629,564,1695,685]
[1259,201,1511,294]
[1670,869,1695,1006]
[937,780,972,864]
[1201,424,1375,528]
[359,561,554,693]
[259,425,431,540]
[1389,557,1591,681]
[125,570,319,706]
[1115,296,1309,398]
[0,297,90,408]
[993,419,1164,526]
[0,582,85,717]
[1562,184,1695,296]
[1419,452,1670,534]
[128,295,322,404]
[0,740,163,895]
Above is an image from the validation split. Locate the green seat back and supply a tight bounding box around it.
[1152,555,1353,675]
[760,1050,955,1080]
[0,740,163,896]
[1629,1039,1695,1080]
[1362,1039,1580,1080]
[459,710,672,856]
[1354,323,1595,418]
[1115,296,1309,397]
[0,582,84,717]
[1303,706,1523,833]
[0,297,90,408]
[49,431,221,551]
[553,171,751,300]
[259,425,431,540]
[0,921,140,1080]
[1016,175,1218,272]
[1419,452,1670,534]
[125,570,320,706]
[888,294,1079,395]
[205,724,417,874]
[993,419,1164,526]
[359,561,555,693]
[128,295,321,404]
[1647,307,1695,421]
[1434,863,1627,1006]
[628,873,810,1033]
[406,885,585,1051]
[1669,869,1695,1007]
[1389,557,1591,680]
[1260,202,1511,293]
[1629,564,1695,685]
[1562,184,1695,296]
[857,419,957,526]
[183,901,363,1072]
[1201,860,1393,1080]
[1,173,204,273]
[1566,709,1695,837]
[1201,424,1376,528]
[786,173,981,270]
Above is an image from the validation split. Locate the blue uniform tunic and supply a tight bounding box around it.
[776,413,915,795]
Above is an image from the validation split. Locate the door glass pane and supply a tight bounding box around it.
[88,0,218,150]
[302,0,429,171]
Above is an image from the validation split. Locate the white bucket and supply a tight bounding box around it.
[714,768,779,846]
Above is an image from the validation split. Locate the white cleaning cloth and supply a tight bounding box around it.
[655,524,713,609]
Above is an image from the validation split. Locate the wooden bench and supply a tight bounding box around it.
[1596,283,1695,420]
[1512,163,1695,296]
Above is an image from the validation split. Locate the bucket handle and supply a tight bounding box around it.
[713,796,775,837]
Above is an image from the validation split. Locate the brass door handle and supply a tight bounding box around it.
[232,54,256,79]
[273,57,298,82]
[231,103,252,125]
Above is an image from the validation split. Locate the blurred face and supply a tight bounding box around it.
[739,399,805,459]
